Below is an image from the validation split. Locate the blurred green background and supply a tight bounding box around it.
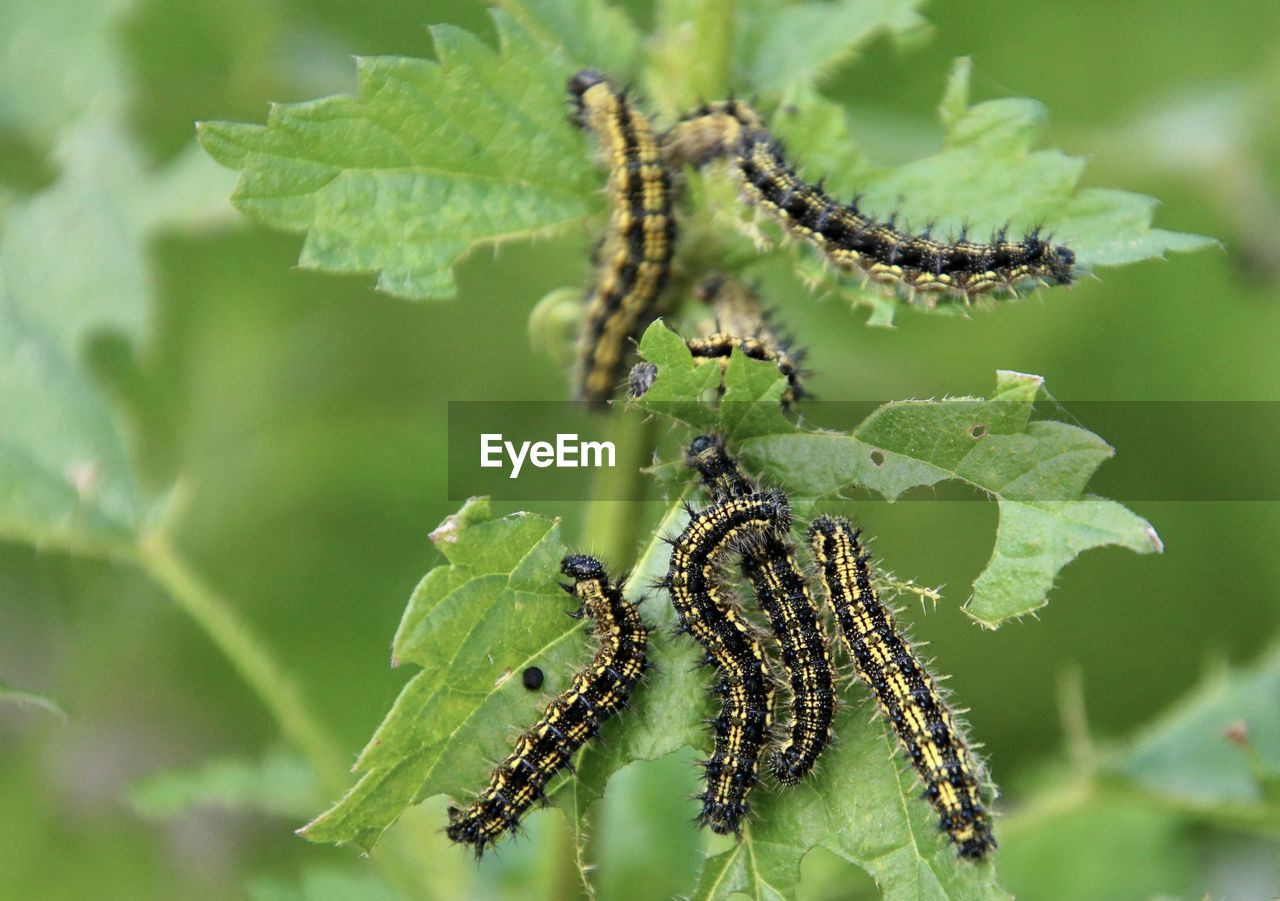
[2,1,1278,899]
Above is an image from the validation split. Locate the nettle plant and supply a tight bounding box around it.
[195,3,1213,898]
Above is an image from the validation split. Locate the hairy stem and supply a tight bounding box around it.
[569,410,660,894]
[649,0,737,112]
[138,532,348,794]
[580,413,659,564]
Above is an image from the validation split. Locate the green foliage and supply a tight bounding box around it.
[733,0,929,94]
[0,117,230,547]
[3,1,1267,900]
[1113,646,1280,826]
[198,7,1209,327]
[300,498,581,850]
[496,0,643,82]
[759,59,1215,325]
[198,12,596,300]
[0,0,127,142]
[998,647,1280,898]
[129,749,318,820]
[308,496,1011,898]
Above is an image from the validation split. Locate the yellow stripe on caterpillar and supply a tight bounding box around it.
[569,71,677,405]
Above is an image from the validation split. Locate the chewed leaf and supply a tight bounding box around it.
[198,11,597,301]
[299,500,578,852]
[626,344,1158,625]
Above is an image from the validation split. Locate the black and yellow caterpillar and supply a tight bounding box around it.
[809,516,996,859]
[663,100,1075,301]
[447,555,648,854]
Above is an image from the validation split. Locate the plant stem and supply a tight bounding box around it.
[649,0,737,111]
[569,410,660,895]
[138,532,438,900]
[579,413,658,564]
[138,531,348,797]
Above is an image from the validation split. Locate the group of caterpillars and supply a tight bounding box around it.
[447,436,995,862]
[447,66,1030,865]
[569,69,1076,407]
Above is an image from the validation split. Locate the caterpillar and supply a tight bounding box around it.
[687,435,835,784]
[569,70,677,405]
[626,275,805,406]
[447,555,648,855]
[660,491,787,834]
[662,100,1075,302]
[687,274,806,406]
[808,516,996,859]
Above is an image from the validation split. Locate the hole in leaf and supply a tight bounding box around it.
[968,424,988,439]
[869,449,885,467]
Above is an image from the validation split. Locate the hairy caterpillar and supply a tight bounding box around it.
[626,275,805,405]
[569,70,677,405]
[808,516,995,859]
[660,492,786,834]
[447,555,648,855]
[662,100,1075,302]
[687,435,835,784]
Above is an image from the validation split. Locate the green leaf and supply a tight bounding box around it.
[570,497,1006,899]
[0,116,233,548]
[247,867,399,901]
[628,319,796,441]
[760,59,1215,325]
[734,0,929,95]
[648,0,926,110]
[1111,646,1280,827]
[0,0,128,143]
[300,499,582,852]
[198,11,596,300]
[494,0,643,81]
[129,749,318,820]
[629,336,1159,625]
[554,494,1008,899]
[999,649,1280,898]
[550,499,706,828]
[689,708,1008,900]
[304,492,1015,897]
[0,681,67,721]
